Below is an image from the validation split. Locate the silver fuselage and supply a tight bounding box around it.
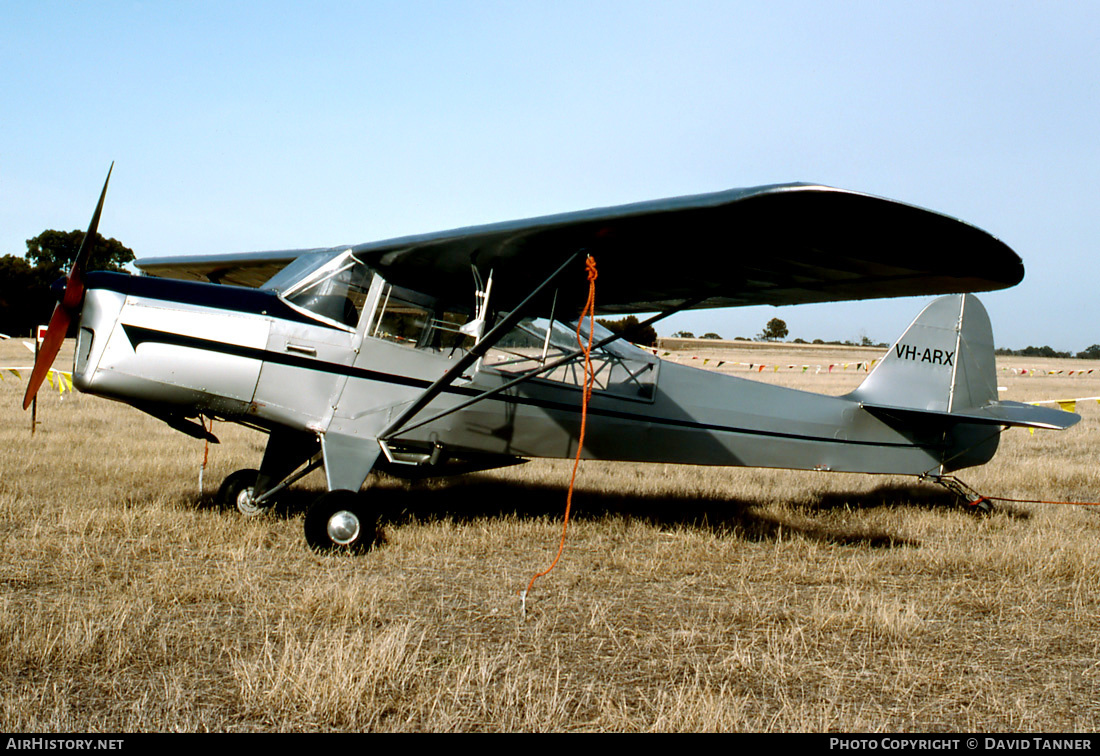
[72,271,996,479]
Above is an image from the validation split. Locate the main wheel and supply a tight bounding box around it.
[304,490,381,554]
[215,468,273,517]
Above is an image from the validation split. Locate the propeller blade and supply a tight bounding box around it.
[64,162,113,299]
[22,305,72,410]
[22,163,114,410]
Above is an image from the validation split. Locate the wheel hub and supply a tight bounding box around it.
[235,487,264,517]
[327,510,361,545]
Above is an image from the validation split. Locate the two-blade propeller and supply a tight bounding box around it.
[22,163,113,410]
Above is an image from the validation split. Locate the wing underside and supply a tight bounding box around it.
[135,183,1023,316]
[353,183,1023,315]
[135,248,328,288]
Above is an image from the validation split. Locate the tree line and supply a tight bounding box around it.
[996,344,1100,360]
[0,230,134,336]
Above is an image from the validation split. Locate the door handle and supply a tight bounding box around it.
[285,343,317,356]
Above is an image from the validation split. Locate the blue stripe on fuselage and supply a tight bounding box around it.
[86,271,339,329]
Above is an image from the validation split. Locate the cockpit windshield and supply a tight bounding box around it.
[263,249,373,329]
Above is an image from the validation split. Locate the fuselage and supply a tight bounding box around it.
[71,266,998,480]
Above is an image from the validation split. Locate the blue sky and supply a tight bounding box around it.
[3,1,1098,349]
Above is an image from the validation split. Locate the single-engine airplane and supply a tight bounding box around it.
[23,166,1079,552]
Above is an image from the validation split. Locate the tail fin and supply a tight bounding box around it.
[851,294,1077,430]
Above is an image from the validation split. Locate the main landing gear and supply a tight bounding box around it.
[303,490,382,554]
[216,429,386,553]
[215,468,275,517]
[215,469,384,553]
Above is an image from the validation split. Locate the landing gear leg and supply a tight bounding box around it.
[216,430,324,517]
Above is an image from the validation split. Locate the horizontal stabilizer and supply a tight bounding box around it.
[862,399,1080,431]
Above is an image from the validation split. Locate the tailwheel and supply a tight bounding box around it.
[304,490,382,554]
[967,495,994,514]
[924,474,993,514]
[215,468,274,517]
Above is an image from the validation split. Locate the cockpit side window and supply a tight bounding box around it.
[485,317,659,401]
[368,282,475,352]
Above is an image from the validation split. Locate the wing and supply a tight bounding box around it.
[351,183,1023,315]
[135,248,330,288]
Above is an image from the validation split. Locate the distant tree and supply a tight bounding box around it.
[25,229,135,278]
[596,315,657,346]
[812,339,824,345]
[672,330,695,339]
[0,255,55,336]
[1018,345,1071,358]
[701,332,722,340]
[759,317,788,341]
[1077,344,1100,360]
[792,338,807,344]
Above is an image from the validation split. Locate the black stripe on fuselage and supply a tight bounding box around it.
[118,323,935,451]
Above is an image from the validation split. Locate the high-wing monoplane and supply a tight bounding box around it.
[23,167,1079,551]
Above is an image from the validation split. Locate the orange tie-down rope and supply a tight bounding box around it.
[199,415,215,492]
[935,473,1100,510]
[969,495,1100,508]
[521,255,598,614]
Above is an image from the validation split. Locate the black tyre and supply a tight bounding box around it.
[304,490,381,554]
[215,468,273,517]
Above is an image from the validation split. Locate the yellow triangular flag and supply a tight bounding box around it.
[1057,400,1077,413]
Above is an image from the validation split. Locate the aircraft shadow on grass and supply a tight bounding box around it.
[184,474,1007,549]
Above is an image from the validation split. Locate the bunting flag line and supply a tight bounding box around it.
[658,348,1100,379]
[0,366,75,397]
[1003,366,1098,377]
[1027,396,1100,411]
[659,354,880,375]
[1023,396,1100,435]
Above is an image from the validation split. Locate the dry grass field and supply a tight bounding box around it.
[2,337,1099,732]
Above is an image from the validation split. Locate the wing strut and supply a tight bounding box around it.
[376,252,583,440]
[378,299,699,441]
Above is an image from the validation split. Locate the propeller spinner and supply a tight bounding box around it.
[22,163,113,410]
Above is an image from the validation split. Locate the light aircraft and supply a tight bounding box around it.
[23,166,1079,552]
